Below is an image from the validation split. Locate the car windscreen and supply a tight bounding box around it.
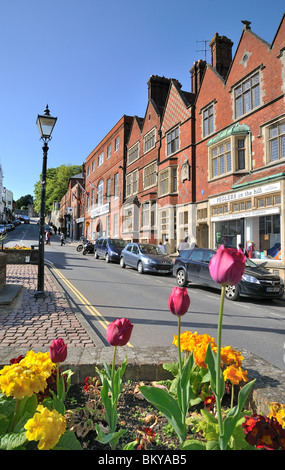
[139,244,161,255]
[109,239,127,248]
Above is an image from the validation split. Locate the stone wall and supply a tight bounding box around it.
[0,253,7,288]
[1,249,39,265]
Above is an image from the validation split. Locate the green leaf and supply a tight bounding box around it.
[205,343,225,399]
[206,440,221,450]
[53,431,82,450]
[0,414,9,435]
[221,379,255,449]
[0,432,27,450]
[163,362,179,378]
[177,354,194,420]
[180,439,207,450]
[95,423,126,448]
[139,385,186,444]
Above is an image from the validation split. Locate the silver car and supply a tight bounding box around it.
[120,243,173,274]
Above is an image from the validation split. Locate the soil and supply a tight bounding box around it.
[65,381,188,450]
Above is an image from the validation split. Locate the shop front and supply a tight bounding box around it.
[209,181,284,280]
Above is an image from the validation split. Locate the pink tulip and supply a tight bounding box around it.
[168,287,190,316]
[49,338,67,363]
[209,245,246,286]
[106,318,133,347]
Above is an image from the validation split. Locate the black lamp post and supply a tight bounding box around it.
[35,105,57,298]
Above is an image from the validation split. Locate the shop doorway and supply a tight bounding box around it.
[197,224,208,248]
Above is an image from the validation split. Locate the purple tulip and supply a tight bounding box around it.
[106,318,133,346]
[49,338,67,363]
[168,287,190,316]
[209,245,246,286]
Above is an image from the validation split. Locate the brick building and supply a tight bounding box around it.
[194,15,285,279]
[84,115,133,240]
[74,13,285,278]
[59,173,84,239]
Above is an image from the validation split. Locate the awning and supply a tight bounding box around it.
[207,123,250,147]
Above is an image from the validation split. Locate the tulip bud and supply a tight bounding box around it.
[49,338,67,363]
[209,245,246,286]
[168,287,190,316]
[106,318,133,347]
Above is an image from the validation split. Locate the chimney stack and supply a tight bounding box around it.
[147,75,174,109]
[190,60,206,95]
[209,33,233,79]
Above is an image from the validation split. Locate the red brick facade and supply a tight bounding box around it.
[60,14,285,279]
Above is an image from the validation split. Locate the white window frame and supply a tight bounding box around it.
[144,128,156,153]
[166,126,179,156]
[128,142,139,164]
[234,71,260,118]
[143,161,157,189]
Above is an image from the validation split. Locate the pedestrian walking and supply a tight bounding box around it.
[60,233,65,246]
[178,237,190,253]
[45,230,51,245]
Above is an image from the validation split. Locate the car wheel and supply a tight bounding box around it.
[225,284,240,301]
[120,257,125,268]
[105,253,110,263]
[137,261,144,274]
[176,269,187,287]
[94,251,99,259]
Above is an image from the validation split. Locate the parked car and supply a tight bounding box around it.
[173,248,284,301]
[120,242,173,274]
[0,225,6,235]
[95,237,127,263]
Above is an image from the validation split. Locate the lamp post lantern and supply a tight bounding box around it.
[35,105,57,298]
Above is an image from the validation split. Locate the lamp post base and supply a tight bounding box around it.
[34,290,46,300]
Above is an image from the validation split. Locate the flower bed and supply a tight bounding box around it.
[0,245,284,451]
[1,246,38,264]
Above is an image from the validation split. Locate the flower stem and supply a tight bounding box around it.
[216,285,225,442]
[112,346,117,385]
[177,316,182,373]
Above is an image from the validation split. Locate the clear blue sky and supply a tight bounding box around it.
[0,0,284,201]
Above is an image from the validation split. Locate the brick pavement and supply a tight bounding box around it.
[0,264,95,351]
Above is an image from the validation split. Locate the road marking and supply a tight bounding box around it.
[46,261,133,348]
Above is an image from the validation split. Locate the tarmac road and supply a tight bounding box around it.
[4,219,285,371]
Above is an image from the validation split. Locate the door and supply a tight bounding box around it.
[186,249,204,282]
[200,250,216,287]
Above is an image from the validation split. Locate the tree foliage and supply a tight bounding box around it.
[15,194,34,210]
[34,164,82,214]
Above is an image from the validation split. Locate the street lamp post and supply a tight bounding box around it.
[35,105,57,298]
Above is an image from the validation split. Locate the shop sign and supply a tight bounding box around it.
[91,202,110,219]
[211,206,280,222]
[209,182,281,206]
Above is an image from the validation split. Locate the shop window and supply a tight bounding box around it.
[274,195,281,204]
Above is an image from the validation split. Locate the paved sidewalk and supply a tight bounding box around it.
[0,264,95,351]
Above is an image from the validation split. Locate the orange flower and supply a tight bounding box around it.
[223,365,248,385]
[220,346,243,367]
